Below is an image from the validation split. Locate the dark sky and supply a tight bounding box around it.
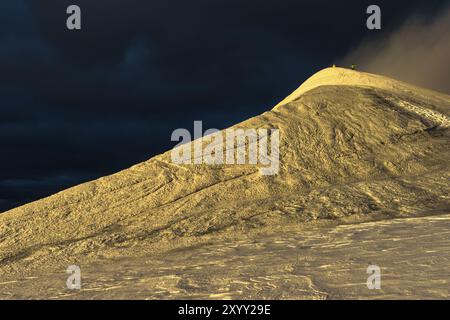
[1,0,448,212]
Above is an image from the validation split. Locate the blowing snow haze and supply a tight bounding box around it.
[342,5,450,93]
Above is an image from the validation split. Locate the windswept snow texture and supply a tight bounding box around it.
[0,68,449,299]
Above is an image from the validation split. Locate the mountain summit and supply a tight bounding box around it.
[1,68,449,280]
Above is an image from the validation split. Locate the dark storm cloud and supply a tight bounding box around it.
[1,0,448,212]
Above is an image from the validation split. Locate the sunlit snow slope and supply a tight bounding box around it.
[1,67,449,280]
